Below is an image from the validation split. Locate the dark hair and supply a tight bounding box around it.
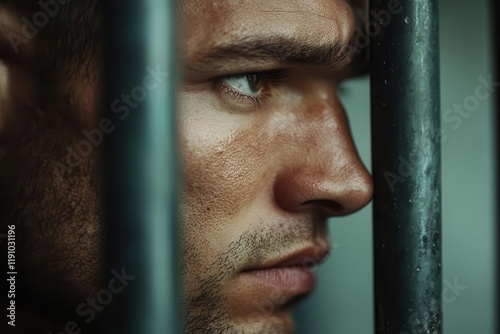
[1,0,102,86]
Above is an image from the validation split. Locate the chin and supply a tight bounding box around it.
[231,311,296,334]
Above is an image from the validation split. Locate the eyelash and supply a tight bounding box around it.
[213,69,292,108]
[217,81,265,108]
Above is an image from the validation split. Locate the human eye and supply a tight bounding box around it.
[213,70,291,109]
[224,74,264,95]
[213,73,266,108]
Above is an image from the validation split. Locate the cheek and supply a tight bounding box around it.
[179,116,264,222]
[177,112,271,287]
[177,90,274,223]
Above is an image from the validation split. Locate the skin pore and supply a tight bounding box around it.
[179,0,372,333]
[0,0,372,333]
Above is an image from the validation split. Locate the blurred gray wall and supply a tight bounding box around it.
[295,0,496,333]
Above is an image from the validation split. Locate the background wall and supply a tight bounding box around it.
[295,0,496,333]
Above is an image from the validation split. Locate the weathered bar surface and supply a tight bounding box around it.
[370,0,442,333]
[101,0,180,333]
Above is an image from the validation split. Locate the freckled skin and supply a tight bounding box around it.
[179,1,372,333]
[0,0,371,333]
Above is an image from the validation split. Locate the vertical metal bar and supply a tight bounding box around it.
[494,0,500,331]
[370,1,442,333]
[101,1,179,333]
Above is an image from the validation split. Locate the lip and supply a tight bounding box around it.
[239,246,330,296]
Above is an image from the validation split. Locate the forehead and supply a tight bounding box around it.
[181,0,356,56]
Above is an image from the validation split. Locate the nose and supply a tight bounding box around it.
[272,99,373,218]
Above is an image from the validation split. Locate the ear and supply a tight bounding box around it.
[0,6,38,157]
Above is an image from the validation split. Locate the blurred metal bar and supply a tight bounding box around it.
[370,0,442,333]
[101,0,180,333]
[494,0,500,331]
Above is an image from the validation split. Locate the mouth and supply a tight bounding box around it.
[239,246,330,297]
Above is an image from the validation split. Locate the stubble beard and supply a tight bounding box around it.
[0,116,104,324]
[180,223,319,334]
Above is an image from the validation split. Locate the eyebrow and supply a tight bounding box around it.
[187,35,362,74]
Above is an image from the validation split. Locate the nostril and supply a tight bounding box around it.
[303,200,343,214]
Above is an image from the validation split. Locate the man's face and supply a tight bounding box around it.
[178,0,373,333]
[1,0,371,332]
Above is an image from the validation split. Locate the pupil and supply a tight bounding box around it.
[246,74,260,92]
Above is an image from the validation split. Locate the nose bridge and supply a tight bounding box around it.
[272,95,373,216]
[286,95,364,175]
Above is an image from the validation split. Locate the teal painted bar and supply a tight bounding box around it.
[101,0,180,333]
[144,0,180,333]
